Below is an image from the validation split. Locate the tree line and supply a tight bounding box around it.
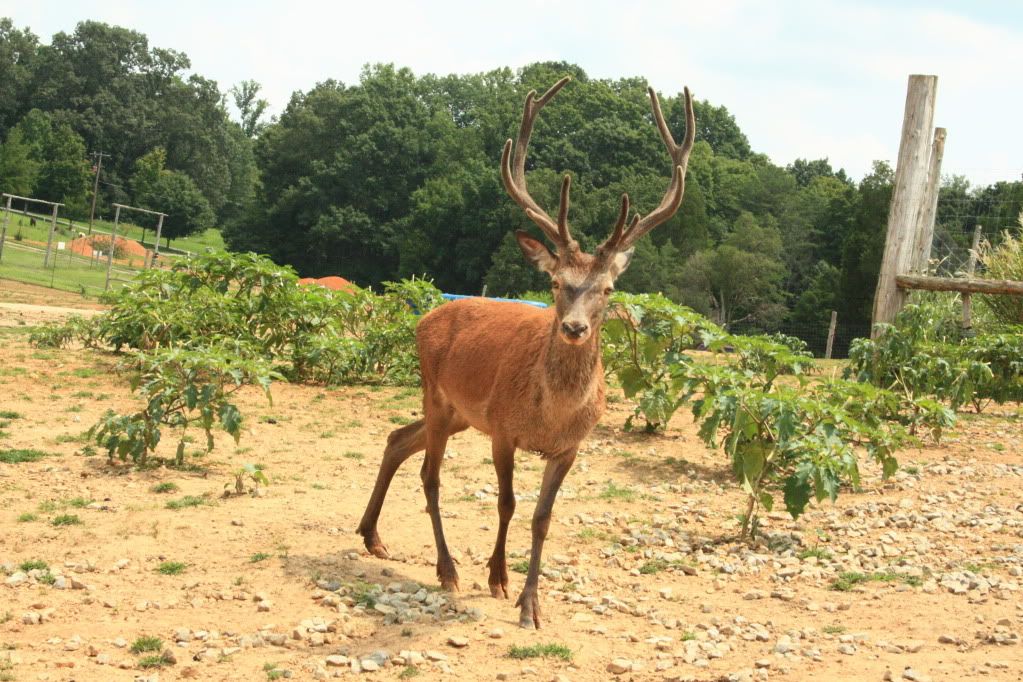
[1,19,1021,345]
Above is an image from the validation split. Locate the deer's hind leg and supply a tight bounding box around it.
[486,438,516,598]
[420,392,469,591]
[357,419,427,558]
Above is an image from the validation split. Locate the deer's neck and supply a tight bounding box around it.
[541,319,603,399]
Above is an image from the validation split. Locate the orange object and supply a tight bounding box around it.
[297,276,356,293]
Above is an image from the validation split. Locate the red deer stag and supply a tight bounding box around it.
[358,76,695,628]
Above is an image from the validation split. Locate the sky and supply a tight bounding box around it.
[6,0,1023,186]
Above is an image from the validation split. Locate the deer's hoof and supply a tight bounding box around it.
[515,590,542,629]
[489,583,509,599]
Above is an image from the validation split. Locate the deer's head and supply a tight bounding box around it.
[502,77,695,346]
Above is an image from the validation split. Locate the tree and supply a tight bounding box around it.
[10,109,90,211]
[0,18,38,137]
[677,212,788,330]
[0,127,38,195]
[230,79,270,138]
[132,148,213,243]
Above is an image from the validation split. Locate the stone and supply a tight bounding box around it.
[489,628,504,639]
[447,636,469,648]
[325,655,348,667]
[424,651,448,662]
[5,572,27,586]
[360,659,380,672]
[607,659,633,675]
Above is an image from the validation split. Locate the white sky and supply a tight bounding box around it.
[7,0,1023,186]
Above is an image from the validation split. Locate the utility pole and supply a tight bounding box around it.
[88,151,111,235]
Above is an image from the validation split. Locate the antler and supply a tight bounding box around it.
[599,85,696,255]
[501,76,576,251]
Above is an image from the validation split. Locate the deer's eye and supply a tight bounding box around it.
[552,281,561,290]
[604,287,614,296]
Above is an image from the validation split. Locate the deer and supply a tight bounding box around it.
[357,75,695,629]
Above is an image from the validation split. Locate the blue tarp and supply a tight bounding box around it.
[440,293,548,309]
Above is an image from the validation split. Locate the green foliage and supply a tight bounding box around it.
[602,292,721,431]
[165,495,210,510]
[0,448,51,463]
[978,226,1023,325]
[19,559,48,572]
[507,643,573,661]
[156,561,187,575]
[89,345,277,465]
[849,304,1023,413]
[129,636,163,654]
[51,514,82,526]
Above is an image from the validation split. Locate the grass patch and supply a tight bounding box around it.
[510,559,531,574]
[830,571,921,591]
[17,512,38,522]
[343,451,364,460]
[388,415,415,426]
[150,482,179,494]
[137,654,168,668]
[156,561,187,575]
[65,497,92,508]
[639,558,675,574]
[598,482,637,502]
[130,636,163,654]
[165,495,210,510]
[0,448,52,464]
[398,666,420,679]
[507,643,573,661]
[0,410,22,419]
[19,559,48,572]
[250,552,272,563]
[797,547,832,562]
[265,662,288,680]
[823,624,847,635]
[51,514,82,526]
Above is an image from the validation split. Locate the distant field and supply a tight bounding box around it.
[0,242,135,295]
[0,209,225,255]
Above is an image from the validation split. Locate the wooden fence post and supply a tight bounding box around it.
[910,127,947,272]
[871,74,938,336]
[0,195,11,262]
[825,310,838,360]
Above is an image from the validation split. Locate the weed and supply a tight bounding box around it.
[639,559,672,574]
[903,465,920,475]
[507,643,573,661]
[66,497,92,508]
[150,482,179,494]
[165,495,210,510]
[19,559,48,572]
[130,636,163,654]
[265,662,287,680]
[822,624,847,635]
[401,628,414,637]
[598,482,636,502]
[680,631,696,641]
[343,451,364,460]
[399,666,421,679]
[830,571,920,591]
[0,410,21,419]
[156,561,187,575]
[17,512,38,522]
[250,552,272,563]
[137,654,167,668]
[510,560,530,574]
[51,514,82,526]
[0,448,52,464]
[797,547,833,562]
[37,571,56,585]
[350,580,379,608]
[388,415,414,426]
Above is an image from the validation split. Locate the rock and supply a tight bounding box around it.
[22,612,40,625]
[774,635,793,654]
[743,589,767,600]
[607,658,633,675]
[424,651,448,662]
[257,600,273,612]
[53,575,68,590]
[360,659,380,672]
[5,571,27,586]
[902,668,931,682]
[447,636,469,648]
[838,644,856,655]
[325,655,348,667]
[489,628,504,639]
[161,648,177,664]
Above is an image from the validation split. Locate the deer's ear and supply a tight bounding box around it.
[608,247,634,279]
[515,230,558,275]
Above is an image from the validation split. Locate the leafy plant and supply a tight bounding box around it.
[130,636,163,654]
[601,292,720,431]
[156,561,187,575]
[228,463,269,496]
[507,643,573,661]
[0,448,52,464]
[89,345,278,465]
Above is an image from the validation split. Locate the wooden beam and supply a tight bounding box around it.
[961,224,983,333]
[871,75,938,336]
[896,274,1023,296]
[909,127,947,272]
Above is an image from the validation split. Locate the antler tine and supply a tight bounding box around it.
[501,76,575,250]
[611,86,696,252]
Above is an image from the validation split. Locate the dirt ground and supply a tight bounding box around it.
[0,281,1021,682]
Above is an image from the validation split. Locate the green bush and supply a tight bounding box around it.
[978,225,1023,325]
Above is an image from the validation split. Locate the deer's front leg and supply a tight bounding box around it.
[516,449,576,629]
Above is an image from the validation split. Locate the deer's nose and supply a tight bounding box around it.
[561,321,589,338]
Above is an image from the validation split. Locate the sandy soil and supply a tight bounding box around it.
[0,287,1021,682]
